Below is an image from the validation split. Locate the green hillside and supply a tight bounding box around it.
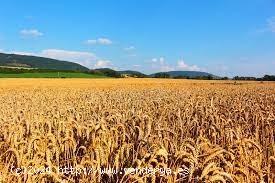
[0,52,89,71]
[0,72,107,78]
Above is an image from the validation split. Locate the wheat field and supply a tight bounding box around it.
[0,79,274,183]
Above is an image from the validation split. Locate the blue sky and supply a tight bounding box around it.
[0,0,275,76]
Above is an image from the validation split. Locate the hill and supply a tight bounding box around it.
[150,71,218,78]
[118,70,147,78]
[0,52,89,71]
[0,72,107,78]
[90,68,219,79]
[90,68,121,78]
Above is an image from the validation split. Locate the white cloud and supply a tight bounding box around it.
[160,65,174,72]
[124,46,135,51]
[150,57,175,72]
[98,38,112,45]
[151,58,158,63]
[85,38,112,45]
[189,65,200,71]
[267,16,275,33]
[86,40,97,44]
[133,64,140,67]
[176,60,201,71]
[203,63,229,77]
[10,51,36,56]
[94,60,112,68]
[40,49,97,68]
[177,60,188,68]
[150,57,202,72]
[20,29,43,37]
[257,17,275,33]
[159,57,165,65]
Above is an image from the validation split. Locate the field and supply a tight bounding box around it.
[0,72,107,78]
[0,79,274,183]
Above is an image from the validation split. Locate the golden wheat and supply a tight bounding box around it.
[0,78,274,182]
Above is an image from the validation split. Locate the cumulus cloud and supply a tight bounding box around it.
[20,29,43,37]
[10,51,36,56]
[85,38,112,45]
[98,38,112,45]
[94,60,112,68]
[41,49,96,61]
[150,57,175,72]
[40,49,98,68]
[124,46,135,51]
[177,60,201,71]
[150,57,202,72]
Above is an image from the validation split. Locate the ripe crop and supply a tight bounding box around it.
[0,79,274,182]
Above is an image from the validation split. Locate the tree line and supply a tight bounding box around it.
[153,73,215,80]
[233,75,275,81]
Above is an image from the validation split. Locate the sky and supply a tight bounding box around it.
[0,0,275,77]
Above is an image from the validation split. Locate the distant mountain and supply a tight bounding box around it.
[0,52,89,71]
[90,68,218,79]
[118,70,147,77]
[150,71,218,78]
[0,52,219,79]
